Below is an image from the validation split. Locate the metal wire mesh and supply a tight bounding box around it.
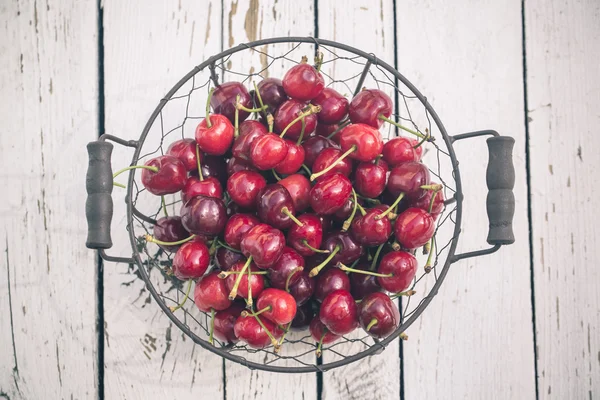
[120,37,461,373]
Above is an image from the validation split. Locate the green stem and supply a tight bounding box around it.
[356,202,367,216]
[375,193,405,220]
[247,258,253,308]
[208,308,215,345]
[314,51,324,72]
[161,196,168,217]
[228,256,252,300]
[234,95,240,138]
[279,104,321,139]
[296,118,307,145]
[252,313,279,348]
[356,193,381,204]
[316,330,327,357]
[365,318,378,332]
[196,144,204,181]
[285,267,303,292]
[420,184,443,191]
[389,290,417,300]
[424,236,435,273]
[169,279,193,312]
[378,115,426,139]
[205,88,215,128]
[272,169,282,181]
[413,128,430,148]
[281,207,303,227]
[428,190,439,214]
[113,165,158,179]
[326,119,350,139]
[217,240,242,253]
[277,321,293,348]
[301,164,312,175]
[253,82,267,118]
[370,244,385,271]
[308,246,340,277]
[113,181,126,188]
[337,263,392,278]
[241,305,271,318]
[145,234,195,246]
[302,240,330,254]
[309,145,356,181]
[342,189,358,231]
[236,103,269,113]
[267,113,274,133]
[218,270,268,277]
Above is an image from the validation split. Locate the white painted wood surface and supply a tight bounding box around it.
[526,1,600,399]
[0,0,99,399]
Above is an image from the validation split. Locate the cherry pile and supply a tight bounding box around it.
[125,55,444,355]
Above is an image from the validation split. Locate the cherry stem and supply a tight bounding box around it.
[301,164,312,175]
[281,207,303,227]
[420,184,443,191]
[247,259,253,308]
[252,313,279,348]
[337,263,392,278]
[309,145,356,181]
[428,190,439,214]
[378,115,427,139]
[370,244,385,271]
[296,118,307,146]
[314,51,324,72]
[391,241,401,251]
[204,88,215,128]
[424,236,435,273]
[399,332,409,341]
[356,193,381,204]
[145,234,195,246]
[112,165,158,179]
[356,202,367,216]
[413,128,430,148]
[279,104,321,139]
[228,256,252,300]
[208,308,215,345]
[169,279,192,312]
[389,290,417,300]
[309,246,340,277]
[285,267,303,292]
[302,240,330,254]
[375,193,405,220]
[216,240,242,253]
[277,321,293,348]
[219,270,267,277]
[342,189,359,231]
[253,81,267,118]
[271,169,282,181]
[241,306,271,318]
[267,113,274,133]
[365,318,378,332]
[113,181,126,188]
[161,196,169,217]
[234,95,240,138]
[196,144,204,181]
[316,330,327,357]
[236,103,269,113]
[326,120,351,139]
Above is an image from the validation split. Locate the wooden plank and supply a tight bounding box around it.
[0,0,99,398]
[221,1,318,399]
[396,1,537,398]
[316,2,402,399]
[525,1,600,398]
[102,1,225,398]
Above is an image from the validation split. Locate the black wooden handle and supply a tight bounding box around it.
[486,136,515,245]
[86,141,114,249]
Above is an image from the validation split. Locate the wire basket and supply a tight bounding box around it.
[85,37,516,373]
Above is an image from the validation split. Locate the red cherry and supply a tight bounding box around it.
[314,268,351,302]
[256,288,297,325]
[358,292,400,338]
[274,140,305,175]
[338,123,383,162]
[152,216,189,252]
[224,213,260,249]
[196,155,228,186]
[288,271,316,306]
[291,302,314,331]
[180,195,227,236]
[348,89,393,128]
[181,176,223,203]
[312,147,353,180]
[350,263,382,300]
[240,224,285,269]
[256,184,297,230]
[287,214,323,257]
[351,208,392,246]
[225,260,265,300]
[213,302,245,344]
[232,120,267,160]
[309,173,352,215]
[394,207,435,249]
[211,82,252,123]
[321,231,364,266]
[227,170,267,209]
[227,156,257,176]
[215,247,244,270]
[312,88,349,124]
[319,289,358,335]
[315,123,340,139]
[166,139,199,172]
[302,135,337,168]
[411,186,445,218]
[354,160,388,198]
[332,197,355,223]
[141,155,187,195]
[268,247,305,289]
[278,174,311,212]
[194,272,232,312]
[274,99,318,140]
[382,136,423,166]
[310,316,340,344]
[282,62,325,101]
[250,134,289,170]
[377,251,417,292]
[195,114,235,156]
[172,240,210,280]
[233,314,283,349]
[256,78,288,113]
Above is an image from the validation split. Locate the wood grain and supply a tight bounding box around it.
[0,0,99,398]
[525,1,600,398]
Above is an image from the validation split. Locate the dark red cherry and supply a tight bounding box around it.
[274,140,305,175]
[288,271,315,306]
[411,186,445,219]
[256,288,297,325]
[215,247,244,271]
[268,247,305,289]
[195,114,235,156]
[227,170,267,209]
[282,62,325,101]
[315,122,339,139]
[240,224,285,269]
[211,81,252,123]
[302,135,338,168]
[232,120,267,160]
[172,240,210,280]
[387,162,430,200]
[348,89,393,128]
[256,184,297,230]
[233,314,283,349]
[312,147,353,180]
[314,268,351,302]
[394,207,435,249]
[351,208,392,246]
[291,302,314,331]
[141,155,187,195]
[355,160,388,198]
[152,216,189,252]
[194,155,228,187]
[180,195,227,236]
[358,292,400,338]
[250,134,289,170]
[274,99,318,140]
[338,123,384,162]
[256,78,288,113]
[332,197,355,223]
[166,138,198,172]
[312,87,349,124]
[287,214,323,257]
[377,251,418,292]
[194,271,232,312]
[319,215,333,234]
[382,136,423,166]
[227,156,257,176]
[224,213,260,249]
[310,316,341,344]
[350,263,382,300]
[322,231,364,266]
[278,174,311,212]
[319,289,358,335]
[225,261,265,300]
[181,176,223,203]
[213,302,245,344]
[309,173,352,215]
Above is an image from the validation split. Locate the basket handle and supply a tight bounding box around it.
[449,130,515,262]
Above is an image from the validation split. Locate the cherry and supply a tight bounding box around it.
[250,134,289,170]
[411,185,445,218]
[312,147,353,180]
[319,215,333,234]
[288,271,315,306]
[215,247,244,270]
[377,251,418,292]
[302,135,337,168]
[194,271,232,312]
[291,302,314,331]
[180,195,227,236]
[387,161,431,199]
[274,140,305,175]
[141,155,187,195]
[315,122,340,139]
[166,138,198,172]
[310,315,341,355]
[354,159,388,198]
[278,174,311,212]
[196,155,228,186]
[350,263,382,300]
[256,184,300,230]
[195,114,235,156]
[337,123,383,162]
[256,77,287,113]
[332,197,355,223]
[351,208,392,246]
[382,136,423,166]
[224,260,265,300]
[227,156,257,176]
[240,224,285,269]
[287,214,323,257]
[358,292,400,338]
[312,87,349,124]
[268,247,304,289]
[321,231,364,266]
[274,99,318,140]
[256,288,297,325]
[172,240,210,280]
[213,302,245,344]
[232,120,267,160]
[224,213,260,249]
[348,89,392,129]
[394,207,435,249]
[309,173,352,215]
[227,170,267,209]
[233,314,283,349]
[314,267,351,302]
[211,82,252,123]
[282,60,325,101]
[319,289,358,335]
[152,216,189,252]
[181,176,223,203]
